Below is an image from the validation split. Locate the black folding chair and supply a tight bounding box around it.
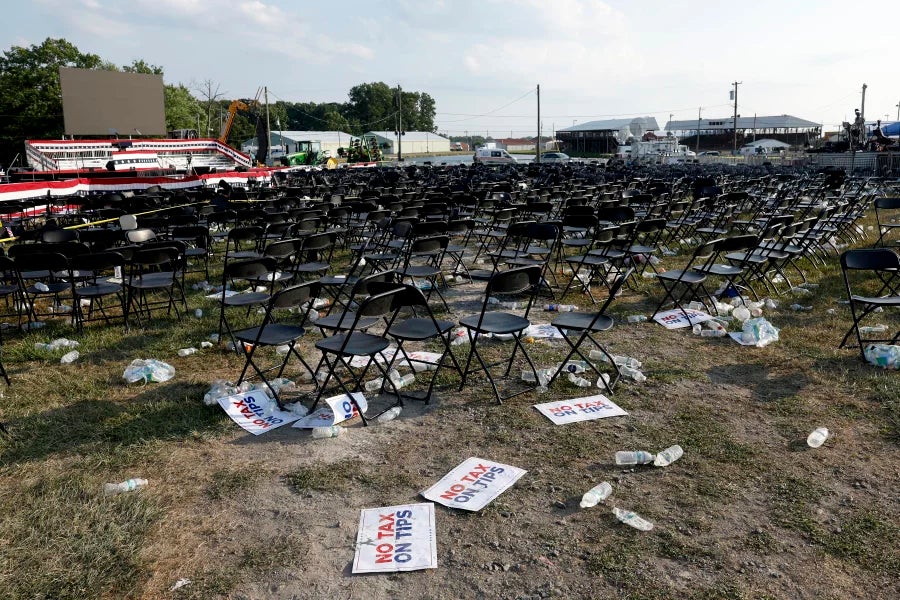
[838,248,900,360]
[548,268,633,395]
[311,286,408,425]
[70,251,127,331]
[233,281,322,407]
[650,239,718,321]
[458,265,542,404]
[873,197,900,248]
[371,281,463,403]
[218,257,277,351]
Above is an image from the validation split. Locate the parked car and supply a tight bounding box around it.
[540,152,570,163]
[698,151,720,156]
[473,148,517,164]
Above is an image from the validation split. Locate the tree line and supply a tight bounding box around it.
[0,38,437,167]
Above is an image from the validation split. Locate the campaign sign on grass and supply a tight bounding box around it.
[218,391,301,435]
[291,392,368,429]
[652,308,712,329]
[352,503,438,573]
[421,457,526,512]
[534,395,628,425]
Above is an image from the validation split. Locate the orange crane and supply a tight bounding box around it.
[218,100,250,145]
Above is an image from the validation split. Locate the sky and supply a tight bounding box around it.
[4,0,900,138]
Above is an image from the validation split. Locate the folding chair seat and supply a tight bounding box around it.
[396,234,451,311]
[311,286,409,424]
[504,222,561,295]
[251,238,300,288]
[170,225,211,280]
[838,248,900,360]
[316,270,398,335]
[563,225,617,303]
[0,256,21,328]
[622,217,667,277]
[218,257,277,350]
[124,246,184,329]
[444,218,475,283]
[292,232,336,280]
[548,268,633,395]
[233,281,322,406]
[12,252,71,326]
[368,281,463,403]
[873,197,900,248]
[125,228,158,245]
[225,225,263,260]
[70,251,127,331]
[692,235,760,303]
[41,229,79,243]
[651,239,719,320]
[458,265,543,404]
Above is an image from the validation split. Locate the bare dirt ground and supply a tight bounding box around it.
[122,273,899,600]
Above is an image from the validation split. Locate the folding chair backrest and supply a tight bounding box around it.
[271,280,322,311]
[70,250,125,274]
[131,246,179,270]
[841,248,900,271]
[485,265,540,298]
[225,256,277,280]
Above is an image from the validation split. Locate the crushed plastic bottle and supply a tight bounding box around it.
[544,304,577,312]
[522,368,554,387]
[34,282,50,292]
[615,450,655,465]
[579,481,613,508]
[177,348,198,357]
[200,341,213,349]
[764,298,779,309]
[863,344,900,369]
[562,360,589,374]
[567,372,592,387]
[626,314,648,323]
[789,287,813,297]
[122,359,176,384]
[613,507,654,531]
[653,445,684,467]
[203,379,240,405]
[858,324,888,334]
[103,478,148,495]
[311,425,344,439]
[194,309,203,318]
[806,427,829,448]
[732,306,751,322]
[60,350,80,364]
[376,406,402,424]
[789,304,812,312]
[619,366,647,382]
[596,373,611,388]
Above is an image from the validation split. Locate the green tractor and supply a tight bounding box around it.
[287,140,329,166]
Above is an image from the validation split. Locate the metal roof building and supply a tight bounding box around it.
[664,115,821,152]
[557,117,660,154]
[665,115,820,133]
[365,131,450,155]
[241,130,358,157]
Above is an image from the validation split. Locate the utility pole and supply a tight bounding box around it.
[696,107,701,154]
[536,84,541,163]
[860,83,867,121]
[396,85,403,162]
[731,81,741,155]
[264,86,271,166]
[896,101,899,121]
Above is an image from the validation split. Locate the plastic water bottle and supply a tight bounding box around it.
[692,323,702,335]
[859,324,888,334]
[789,304,812,312]
[34,282,50,292]
[377,406,402,424]
[653,445,684,467]
[103,478,148,495]
[364,377,385,392]
[700,327,726,338]
[732,306,751,322]
[615,450,655,465]
[194,308,203,318]
[619,366,646,382]
[178,348,197,357]
[626,314,648,323]
[596,373,611,388]
[544,304,577,312]
[522,368,553,387]
[60,350,80,364]
[563,360,588,374]
[311,426,343,439]
[806,427,829,448]
[200,341,213,349]
[579,482,613,508]
[613,507,654,531]
[567,372,592,387]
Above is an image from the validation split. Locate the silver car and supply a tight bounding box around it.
[540,152,570,163]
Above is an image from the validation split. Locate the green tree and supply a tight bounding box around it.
[0,37,103,165]
[164,84,201,133]
[347,82,397,134]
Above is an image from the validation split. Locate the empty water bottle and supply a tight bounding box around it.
[596,373,611,388]
[613,507,654,531]
[194,309,203,318]
[103,478,148,495]
[615,450,655,465]
[563,360,588,374]
[522,368,553,387]
[544,304,577,312]
[34,282,50,292]
[364,377,385,392]
[732,306,751,322]
[864,344,900,369]
[619,366,646,382]
[626,314,648,323]
[60,350,80,364]
[859,324,888,334]
[653,445,684,467]
[567,372,592,387]
[790,304,812,312]
[177,348,197,357]
[579,481,613,508]
[311,425,343,439]
[376,406,402,424]
[806,427,829,448]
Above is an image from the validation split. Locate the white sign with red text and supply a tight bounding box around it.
[218,391,301,435]
[534,395,628,425]
[652,308,712,329]
[421,457,526,512]
[352,503,438,573]
[291,392,368,429]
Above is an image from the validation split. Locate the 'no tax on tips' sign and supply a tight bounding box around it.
[420,457,526,512]
[218,391,302,435]
[352,503,438,573]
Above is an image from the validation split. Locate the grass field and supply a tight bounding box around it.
[0,214,897,599]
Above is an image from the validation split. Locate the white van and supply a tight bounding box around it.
[473,148,517,164]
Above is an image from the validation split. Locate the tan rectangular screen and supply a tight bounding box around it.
[59,67,166,136]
